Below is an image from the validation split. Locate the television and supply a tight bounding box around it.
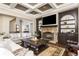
[43,14,56,25]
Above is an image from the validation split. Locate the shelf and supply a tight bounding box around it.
[41,24,57,27]
[61,23,75,25]
[60,19,75,21]
[61,28,75,29]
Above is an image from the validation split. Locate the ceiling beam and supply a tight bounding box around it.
[34,9,43,13]
[25,9,32,13]
[49,3,56,9]
[21,3,33,9]
[10,3,17,8]
[52,3,58,8]
[32,3,44,9]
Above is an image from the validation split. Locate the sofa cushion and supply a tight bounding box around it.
[0,48,14,56]
[0,40,12,51]
[5,39,23,52]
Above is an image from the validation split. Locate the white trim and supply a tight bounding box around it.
[49,3,56,9]
[10,3,17,9]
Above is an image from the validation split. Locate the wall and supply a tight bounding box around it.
[0,14,15,34]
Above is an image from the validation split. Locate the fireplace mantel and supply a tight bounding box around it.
[41,27,58,33]
[41,24,57,27]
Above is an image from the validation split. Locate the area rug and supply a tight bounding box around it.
[38,46,65,56]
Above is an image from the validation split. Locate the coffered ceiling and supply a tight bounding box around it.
[38,4,53,11]
[15,4,28,11]
[2,3,72,17]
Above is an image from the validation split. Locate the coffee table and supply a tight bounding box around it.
[23,37,48,55]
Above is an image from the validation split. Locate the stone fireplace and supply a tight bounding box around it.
[41,26,58,44]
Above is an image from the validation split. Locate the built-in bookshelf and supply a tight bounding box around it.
[60,16,75,33]
[58,8,78,46]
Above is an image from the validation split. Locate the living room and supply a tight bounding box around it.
[0,3,79,56]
